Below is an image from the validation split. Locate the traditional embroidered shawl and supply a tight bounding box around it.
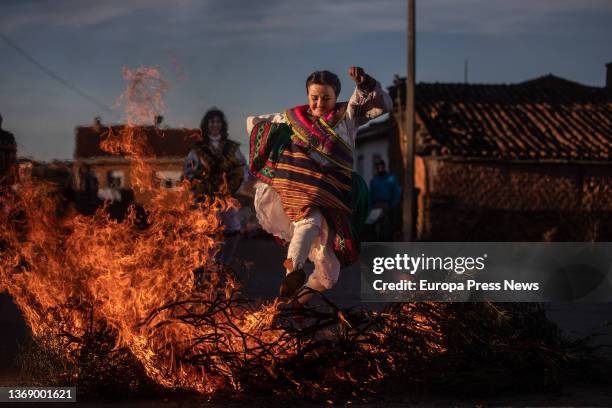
[249,104,369,267]
[283,104,353,173]
[191,139,244,198]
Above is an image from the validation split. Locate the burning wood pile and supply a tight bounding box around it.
[0,68,608,402]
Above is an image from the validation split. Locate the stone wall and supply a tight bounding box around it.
[417,158,612,241]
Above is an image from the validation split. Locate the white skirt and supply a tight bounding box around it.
[253,181,341,290]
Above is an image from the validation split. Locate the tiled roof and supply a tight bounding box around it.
[355,114,393,145]
[74,125,200,159]
[389,75,612,161]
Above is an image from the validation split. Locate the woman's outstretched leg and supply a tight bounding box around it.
[296,237,341,304]
[280,212,322,298]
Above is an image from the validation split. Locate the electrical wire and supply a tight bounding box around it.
[0,31,117,118]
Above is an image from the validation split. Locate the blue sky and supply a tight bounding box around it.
[1,0,611,161]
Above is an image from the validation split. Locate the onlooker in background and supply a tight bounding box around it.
[0,114,17,188]
[76,163,100,215]
[369,159,401,241]
[0,113,17,252]
[184,108,249,271]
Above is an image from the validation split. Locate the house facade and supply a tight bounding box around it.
[73,121,199,204]
[354,114,403,184]
[356,67,612,241]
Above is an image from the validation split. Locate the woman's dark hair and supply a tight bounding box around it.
[306,71,341,97]
[199,108,228,142]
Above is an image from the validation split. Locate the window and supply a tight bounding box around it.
[110,170,125,189]
[156,170,182,191]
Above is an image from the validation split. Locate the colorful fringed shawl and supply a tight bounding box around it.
[249,104,369,267]
[190,140,244,198]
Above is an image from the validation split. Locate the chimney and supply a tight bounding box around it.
[607,62,612,89]
[154,115,164,127]
[92,116,102,133]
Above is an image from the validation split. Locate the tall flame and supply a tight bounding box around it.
[0,67,290,394]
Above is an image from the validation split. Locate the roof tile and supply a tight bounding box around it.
[389,75,612,161]
[74,125,201,159]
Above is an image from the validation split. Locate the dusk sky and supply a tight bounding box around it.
[1,0,611,161]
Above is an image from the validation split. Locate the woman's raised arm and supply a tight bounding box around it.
[346,66,393,127]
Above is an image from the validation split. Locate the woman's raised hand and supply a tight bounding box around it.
[348,66,366,85]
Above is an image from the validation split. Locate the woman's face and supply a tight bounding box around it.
[207,115,223,136]
[307,84,337,118]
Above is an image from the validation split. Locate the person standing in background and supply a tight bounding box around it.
[369,159,401,241]
[184,108,249,271]
[0,114,17,188]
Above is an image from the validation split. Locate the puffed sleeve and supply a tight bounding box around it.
[347,75,393,127]
[246,112,286,135]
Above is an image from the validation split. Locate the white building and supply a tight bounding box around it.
[354,113,394,184]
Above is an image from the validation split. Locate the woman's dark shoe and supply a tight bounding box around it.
[279,269,306,299]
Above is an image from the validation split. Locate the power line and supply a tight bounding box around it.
[0,31,118,118]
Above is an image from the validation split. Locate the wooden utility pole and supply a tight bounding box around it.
[403,0,416,241]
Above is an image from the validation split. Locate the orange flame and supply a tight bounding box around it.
[0,67,290,394]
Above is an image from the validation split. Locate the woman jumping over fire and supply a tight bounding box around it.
[247,67,392,304]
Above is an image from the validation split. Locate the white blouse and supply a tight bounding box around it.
[246,80,393,148]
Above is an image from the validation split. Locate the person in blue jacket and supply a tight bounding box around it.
[369,159,401,241]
